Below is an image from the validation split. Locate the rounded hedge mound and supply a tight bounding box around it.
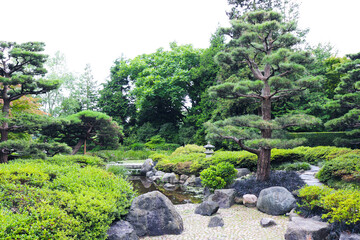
[0,160,136,239]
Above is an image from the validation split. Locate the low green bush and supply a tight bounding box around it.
[271,148,304,164]
[210,151,257,171]
[45,155,105,168]
[298,186,360,225]
[276,162,311,171]
[317,153,360,186]
[129,143,146,150]
[0,161,136,239]
[170,144,205,157]
[91,149,153,162]
[200,162,237,190]
[289,132,348,147]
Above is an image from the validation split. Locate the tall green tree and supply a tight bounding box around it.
[42,111,123,155]
[0,41,61,163]
[205,10,321,181]
[325,52,360,147]
[98,57,136,134]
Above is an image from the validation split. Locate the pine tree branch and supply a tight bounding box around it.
[219,134,260,155]
[270,88,305,99]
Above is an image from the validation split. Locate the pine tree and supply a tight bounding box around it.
[205,10,321,181]
[0,41,61,163]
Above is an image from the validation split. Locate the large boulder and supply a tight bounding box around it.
[208,189,235,208]
[195,201,219,216]
[140,159,154,176]
[257,186,296,215]
[126,191,184,237]
[161,173,178,184]
[284,217,330,240]
[107,220,139,240]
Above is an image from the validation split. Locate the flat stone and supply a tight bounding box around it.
[260,218,277,228]
[243,194,257,208]
[195,201,219,216]
[284,217,330,240]
[107,220,139,240]
[208,216,224,228]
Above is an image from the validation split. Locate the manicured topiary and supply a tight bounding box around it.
[200,162,237,190]
[0,161,136,239]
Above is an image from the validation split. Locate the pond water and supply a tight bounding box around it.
[128,176,203,205]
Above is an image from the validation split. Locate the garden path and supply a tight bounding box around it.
[299,165,323,186]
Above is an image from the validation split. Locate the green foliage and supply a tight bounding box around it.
[200,162,237,190]
[210,151,257,170]
[289,132,350,147]
[129,143,146,151]
[298,186,360,225]
[171,144,205,157]
[44,155,105,168]
[270,148,304,164]
[106,165,128,177]
[317,153,360,186]
[91,149,153,162]
[42,110,123,154]
[0,161,136,239]
[275,162,311,171]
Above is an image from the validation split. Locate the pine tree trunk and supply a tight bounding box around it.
[256,147,271,181]
[256,82,272,181]
[71,139,85,155]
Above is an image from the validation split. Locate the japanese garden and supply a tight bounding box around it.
[1,0,359,239]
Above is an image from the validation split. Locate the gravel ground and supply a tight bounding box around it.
[140,203,289,240]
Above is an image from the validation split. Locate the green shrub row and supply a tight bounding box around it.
[151,145,360,176]
[298,186,360,225]
[288,132,348,147]
[0,160,136,239]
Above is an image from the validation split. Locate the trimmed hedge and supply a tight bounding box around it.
[289,132,348,147]
[317,153,360,187]
[0,161,136,239]
[152,145,360,176]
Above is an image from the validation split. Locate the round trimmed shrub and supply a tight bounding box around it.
[200,162,237,190]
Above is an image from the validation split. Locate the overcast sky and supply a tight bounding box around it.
[3,0,360,82]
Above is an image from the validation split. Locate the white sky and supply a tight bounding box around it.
[3,0,360,82]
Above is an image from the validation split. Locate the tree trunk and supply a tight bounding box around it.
[71,138,85,155]
[256,147,271,181]
[256,83,272,181]
[0,99,10,163]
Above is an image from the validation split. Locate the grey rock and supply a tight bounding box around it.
[146,170,155,178]
[161,173,178,184]
[179,174,189,183]
[288,209,300,221]
[208,189,235,208]
[126,191,183,237]
[235,168,250,178]
[260,218,277,227]
[208,216,224,228]
[164,183,176,190]
[257,186,296,215]
[242,194,257,208]
[194,177,202,187]
[234,196,243,204]
[184,175,196,186]
[140,159,154,176]
[311,215,322,222]
[340,233,360,240]
[284,217,330,240]
[195,201,219,216]
[155,171,165,177]
[107,220,139,240]
[149,176,162,182]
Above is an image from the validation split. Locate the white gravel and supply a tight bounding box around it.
[140,203,289,240]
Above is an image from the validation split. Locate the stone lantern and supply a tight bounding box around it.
[204,142,215,158]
